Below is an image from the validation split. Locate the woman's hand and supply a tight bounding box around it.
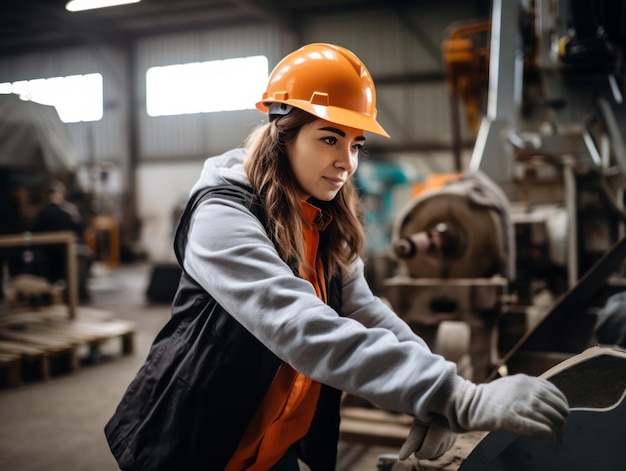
[398,419,457,461]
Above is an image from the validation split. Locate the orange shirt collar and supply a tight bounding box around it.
[300,199,332,230]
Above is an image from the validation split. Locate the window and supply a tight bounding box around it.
[146,55,268,117]
[0,73,103,123]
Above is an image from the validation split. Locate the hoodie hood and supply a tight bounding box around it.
[190,148,249,196]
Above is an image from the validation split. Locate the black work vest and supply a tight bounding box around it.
[104,182,343,471]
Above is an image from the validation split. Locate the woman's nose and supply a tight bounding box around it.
[335,146,356,172]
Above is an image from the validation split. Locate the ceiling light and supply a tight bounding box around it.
[66,0,141,12]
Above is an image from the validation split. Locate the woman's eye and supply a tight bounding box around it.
[352,143,364,151]
[322,136,338,145]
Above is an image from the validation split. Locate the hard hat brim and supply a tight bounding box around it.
[257,100,390,138]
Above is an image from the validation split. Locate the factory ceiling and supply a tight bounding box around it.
[1,0,490,58]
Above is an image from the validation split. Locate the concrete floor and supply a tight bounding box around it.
[0,262,399,470]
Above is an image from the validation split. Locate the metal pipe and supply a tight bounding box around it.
[393,223,463,259]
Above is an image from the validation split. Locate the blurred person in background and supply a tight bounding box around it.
[30,179,91,301]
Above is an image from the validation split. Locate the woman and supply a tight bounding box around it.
[105,43,568,471]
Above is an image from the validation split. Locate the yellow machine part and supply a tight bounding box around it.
[442,20,490,133]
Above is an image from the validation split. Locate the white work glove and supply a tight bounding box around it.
[433,374,569,437]
[398,419,457,461]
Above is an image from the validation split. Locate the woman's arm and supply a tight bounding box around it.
[183,196,456,421]
[341,257,429,348]
[184,197,569,438]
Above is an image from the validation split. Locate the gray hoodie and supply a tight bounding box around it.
[184,148,457,423]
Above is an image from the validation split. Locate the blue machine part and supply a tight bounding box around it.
[355,160,421,254]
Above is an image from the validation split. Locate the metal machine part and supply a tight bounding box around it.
[454,0,626,290]
[422,0,626,384]
[392,222,460,260]
[384,276,506,382]
[491,234,626,379]
[386,172,513,381]
[390,176,510,280]
[373,346,626,471]
[459,346,626,471]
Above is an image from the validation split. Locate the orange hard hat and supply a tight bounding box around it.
[257,43,389,138]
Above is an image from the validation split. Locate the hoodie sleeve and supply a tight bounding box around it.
[341,257,430,348]
[183,196,458,422]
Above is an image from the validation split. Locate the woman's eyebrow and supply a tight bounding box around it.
[318,126,345,137]
[318,126,365,141]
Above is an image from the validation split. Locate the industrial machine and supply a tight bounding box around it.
[386,171,512,381]
[372,2,626,469]
[383,0,626,383]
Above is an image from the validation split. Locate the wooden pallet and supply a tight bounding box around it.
[0,305,136,387]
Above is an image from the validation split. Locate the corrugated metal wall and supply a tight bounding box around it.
[135,23,296,161]
[304,6,466,148]
[0,46,130,167]
[132,4,478,160]
[0,3,484,259]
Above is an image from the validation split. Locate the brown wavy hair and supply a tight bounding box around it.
[244,108,365,278]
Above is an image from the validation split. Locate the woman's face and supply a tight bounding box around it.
[286,118,365,201]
